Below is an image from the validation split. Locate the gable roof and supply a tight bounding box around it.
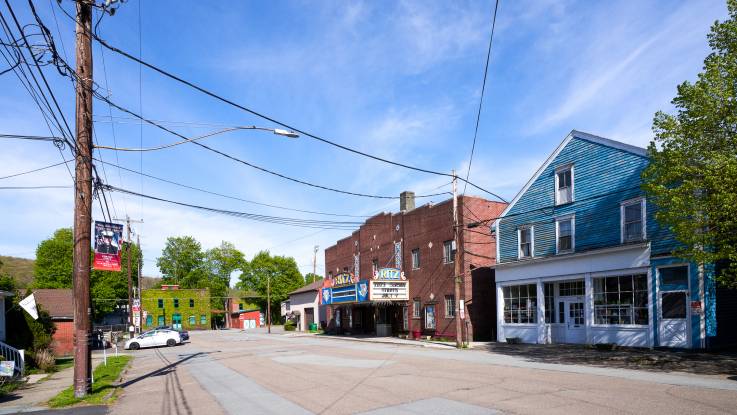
[495,130,648,222]
[33,289,74,319]
[289,279,323,295]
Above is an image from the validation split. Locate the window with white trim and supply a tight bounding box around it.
[411,248,420,269]
[443,240,456,264]
[556,216,574,253]
[593,274,648,325]
[412,298,421,318]
[444,295,455,318]
[555,165,574,205]
[502,284,537,324]
[518,226,533,259]
[371,259,378,275]
[621,198,646,242]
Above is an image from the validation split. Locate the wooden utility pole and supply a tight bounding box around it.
[452,171,463,349]
[267,274,271,334]
[126,218,132,336]
[72,0,93,398]
[137,233,142,333]
[114,216,142,336]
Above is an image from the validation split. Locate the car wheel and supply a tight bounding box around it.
[129,342,140,350]
[166,339,176,347]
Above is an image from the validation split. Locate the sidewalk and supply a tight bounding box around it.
[0,352,117,414]
[293,332,457,349]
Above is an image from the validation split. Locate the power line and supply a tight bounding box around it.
[101,183,378,230]
[0,159,70,180]
[92,157,373,218]
[463,0,500,195]
[0,185,70,189]
[54,4,506,202]
[93,92,449,200]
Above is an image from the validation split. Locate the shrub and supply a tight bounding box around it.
[34,348,56,372]
[284,320,296,331]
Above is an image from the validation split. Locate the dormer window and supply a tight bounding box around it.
[555,165,574,205]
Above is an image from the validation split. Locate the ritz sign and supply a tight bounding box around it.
[332,272,356,287]
[370,267,409,301]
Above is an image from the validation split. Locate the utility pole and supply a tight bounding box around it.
[136,233,142,334]
[267,274,271,334]
[113,216,142,337]
[452,170,463,349]
[72,0,93,398]
[313,245,319,284]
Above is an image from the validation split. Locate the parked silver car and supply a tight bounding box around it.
[125,329,181,350]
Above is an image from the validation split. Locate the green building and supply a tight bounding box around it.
[141,286,211,330]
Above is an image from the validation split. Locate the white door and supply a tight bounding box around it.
[564,300,585,344]
[659,291,689,348]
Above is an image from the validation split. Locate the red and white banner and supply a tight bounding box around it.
[93,221,124,271]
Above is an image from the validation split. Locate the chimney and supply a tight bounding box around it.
[400,191,415,212]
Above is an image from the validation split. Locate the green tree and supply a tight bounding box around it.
[32,228,143,318]
[304,273,323,285]
[34,228,74,288]
[156,236,206,287]
[642,0,737,287]
[238,251,303,322]
[204,241,245,311]
[0,258,15,291]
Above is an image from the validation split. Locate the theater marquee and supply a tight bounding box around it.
[370,267,409,301]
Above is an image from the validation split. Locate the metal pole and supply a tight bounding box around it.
[313,245,319,284]
[452,171,463,349]
[72,0,93,398]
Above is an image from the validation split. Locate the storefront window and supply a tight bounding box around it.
[502,284,537,324]
[593,274,648,325]
[424,305,436,329]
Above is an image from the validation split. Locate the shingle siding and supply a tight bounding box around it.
[499,135,677,263]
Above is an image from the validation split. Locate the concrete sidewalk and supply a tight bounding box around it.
[291,332,457,349]
[0,352,117,414]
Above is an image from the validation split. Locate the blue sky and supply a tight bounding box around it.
[0,0,727,283]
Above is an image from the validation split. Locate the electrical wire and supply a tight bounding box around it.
[462,0,500,195]
[92,157,373,218]
[54,3,507,202]
[0,159,70,180]
[101,183,379,230]
[0,185,70,189]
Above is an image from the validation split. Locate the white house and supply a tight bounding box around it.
[287,280,326,331]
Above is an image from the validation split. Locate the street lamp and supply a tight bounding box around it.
[94,126,299,152]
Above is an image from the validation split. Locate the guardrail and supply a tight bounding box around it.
[0,341,24,378]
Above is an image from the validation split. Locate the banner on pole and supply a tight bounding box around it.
[19,293,38,320]
[93,221,124,271]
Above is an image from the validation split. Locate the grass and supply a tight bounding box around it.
[26,357,75,376]
[0,378,26,398]
[48,355,131,408]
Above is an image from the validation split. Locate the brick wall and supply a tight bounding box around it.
[325,195,506,339]
[51,320,74,356]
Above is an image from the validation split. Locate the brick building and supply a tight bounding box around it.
[324,192,506,341]
[32,289,74,356]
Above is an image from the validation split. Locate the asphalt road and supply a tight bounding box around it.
[108,329,737,415]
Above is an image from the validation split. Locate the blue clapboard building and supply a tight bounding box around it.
[492,130,716,348]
